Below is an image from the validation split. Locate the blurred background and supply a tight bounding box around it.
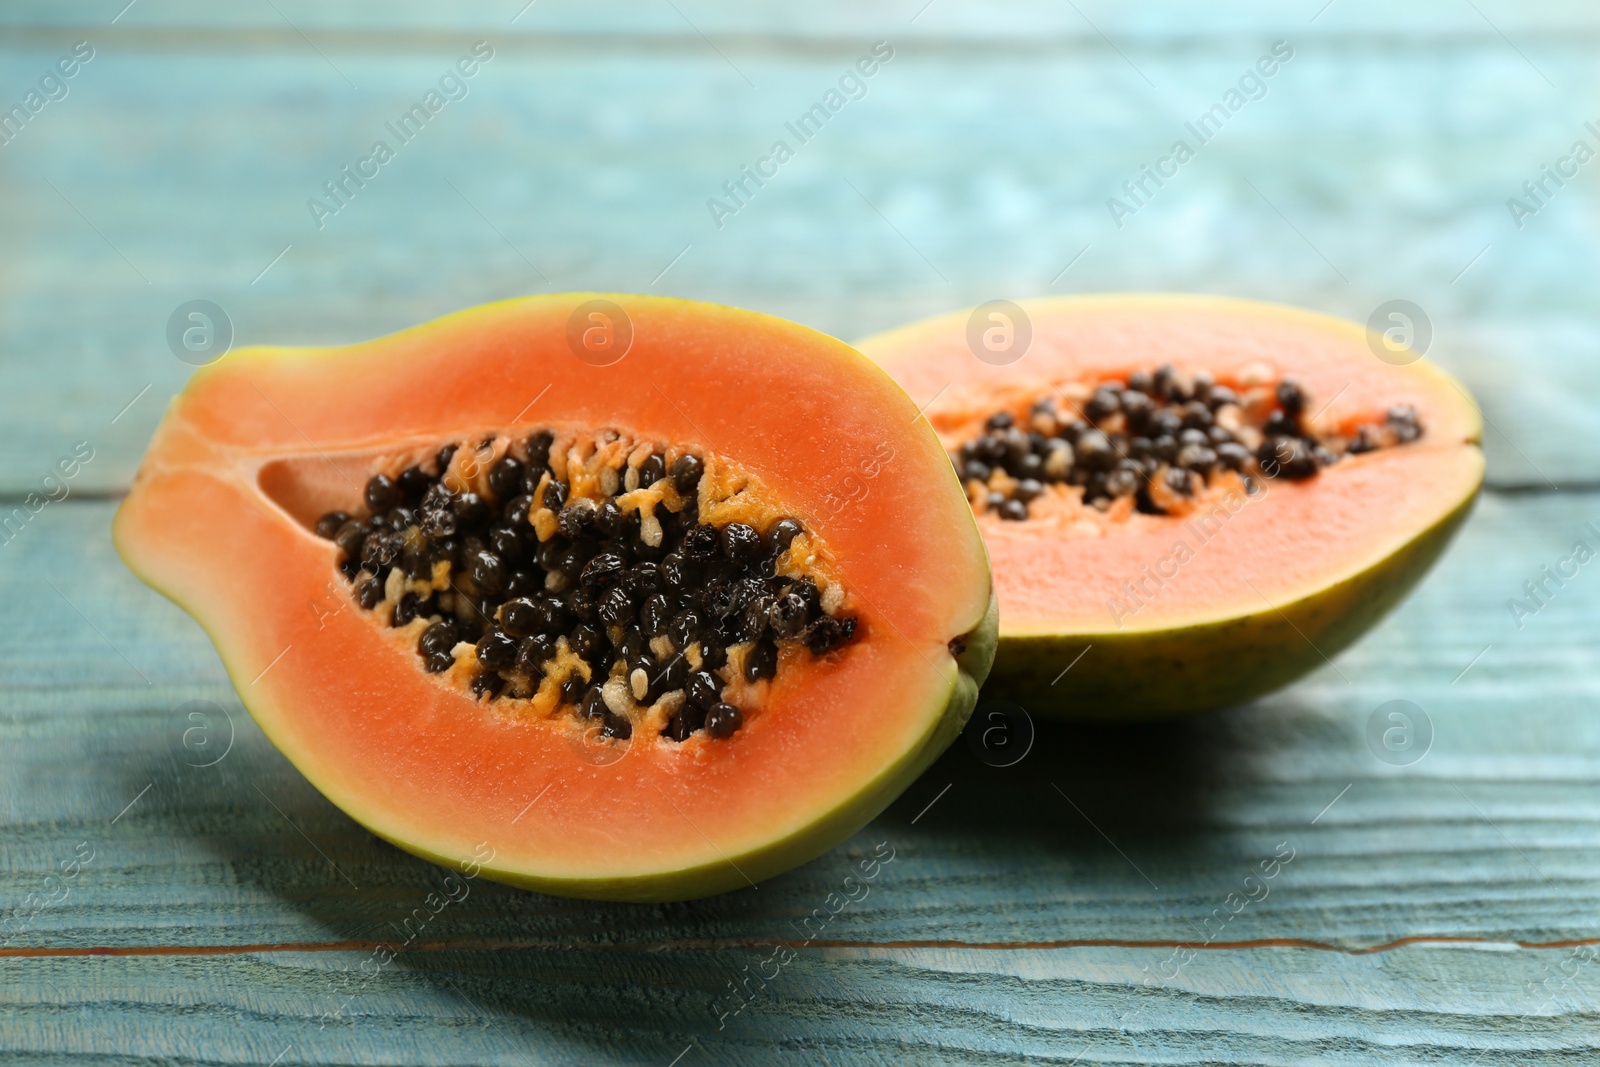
[4,2,1600,1064]
[3,0,1594,489]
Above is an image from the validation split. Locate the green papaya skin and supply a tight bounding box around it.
[383,593,998,900]
[986,489,1477,719]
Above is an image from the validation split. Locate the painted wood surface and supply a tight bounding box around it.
[1,2,1598,492]
[6,493,1600,1063]
[3,2,1599,1063]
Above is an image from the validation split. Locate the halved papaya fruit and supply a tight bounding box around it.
[115,294,996,900]
[857,294,1482,718]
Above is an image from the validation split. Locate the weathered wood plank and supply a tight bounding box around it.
[9,0,1600,37]
[2,491,1597,960]
[4,943,1597,1065]
[3,6,1598,1061]
[0,26,1596,492]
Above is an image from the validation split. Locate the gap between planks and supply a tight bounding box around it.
[4,933,1597,960]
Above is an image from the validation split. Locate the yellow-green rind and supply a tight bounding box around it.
[136,499,997,904]
[114,293,999,902]
[365,591,997,901]
[857,294,1485,721]
[984,480,1480,719]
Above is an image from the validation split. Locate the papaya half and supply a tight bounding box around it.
[857,294,1482,718]
[115,294,996,900]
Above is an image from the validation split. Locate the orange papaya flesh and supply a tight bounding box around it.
[857,294,1482,718]
[115,294,996,900]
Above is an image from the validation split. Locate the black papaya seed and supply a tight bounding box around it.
[364,473,399,513]
[705,702,743,739]
[670,453,703,494]
[326,430,868,738]
[475,630,518,671]
[744,640,777,683]
[316,511,350,540]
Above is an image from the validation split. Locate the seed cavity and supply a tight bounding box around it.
[314,428,860,743]
[950,365,1424,522]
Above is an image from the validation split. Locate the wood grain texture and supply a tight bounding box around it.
[3,490,1599,1061]
[5,943,1598,1065]
[3,3,1599,1062]
[0,4,1596,492]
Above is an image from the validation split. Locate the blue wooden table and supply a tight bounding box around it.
[4,2,1600,1062]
